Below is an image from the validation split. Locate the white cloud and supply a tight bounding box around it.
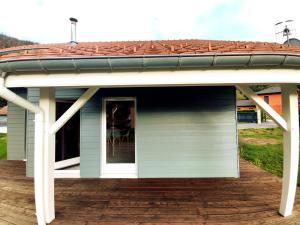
[0,0,299,43]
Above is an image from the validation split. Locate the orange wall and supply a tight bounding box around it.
[258,93,282,114]
[237,106,256,111]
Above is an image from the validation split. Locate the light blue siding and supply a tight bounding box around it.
[80,92,101,177]
[26,88,39,176]
[96,87,238,178]
[136,87,238,178]
[7,88,27,160]
[24,86,237,178]
[55,88,85,99]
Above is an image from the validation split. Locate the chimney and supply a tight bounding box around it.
[69,17,78,44]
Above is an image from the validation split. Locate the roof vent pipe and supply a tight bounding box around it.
[69,17,78,44]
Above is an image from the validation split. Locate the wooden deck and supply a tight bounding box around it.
[0,160,300,225]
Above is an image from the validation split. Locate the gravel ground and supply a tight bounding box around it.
[238,120,278,129]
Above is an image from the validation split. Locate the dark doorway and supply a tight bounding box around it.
[55,101,80,162]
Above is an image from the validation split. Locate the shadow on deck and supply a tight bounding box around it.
[0,160,300,224]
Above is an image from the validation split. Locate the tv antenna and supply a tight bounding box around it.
[275,20,296,44]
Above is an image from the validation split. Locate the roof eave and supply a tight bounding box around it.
[1,53,300,73]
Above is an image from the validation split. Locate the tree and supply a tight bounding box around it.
[0,34,35,107]
[249,85,271,92]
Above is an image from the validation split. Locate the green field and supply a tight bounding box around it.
[0,133,7,160]
[239,127,300,186]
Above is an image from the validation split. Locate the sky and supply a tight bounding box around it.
[0,0,300,44]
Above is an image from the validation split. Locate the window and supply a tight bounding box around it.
[263,96,269,104]
[105,100,135,164]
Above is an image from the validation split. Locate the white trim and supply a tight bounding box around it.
[101,97,137,178]
[54,157,80,170]
[236,85,288,131]
[50,87,99,134]
[279,85,300,216]
[102,164,137,177]
[4,69,300,88]
[101,173,138,178]
[54,170,80,178]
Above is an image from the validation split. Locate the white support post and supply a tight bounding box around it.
[256,105,262,124]
[34,113,46,225]
[50,87,99,134]
[0,78,46,224]
[39,88,56,223]
[279,85,299,217]
[236,85,288,131]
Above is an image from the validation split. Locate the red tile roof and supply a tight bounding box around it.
[1,39,300,61]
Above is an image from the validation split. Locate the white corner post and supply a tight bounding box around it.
[39,88,56,223]
[34,113,46,225]
[256,105,261,124]
[279,85,299,217]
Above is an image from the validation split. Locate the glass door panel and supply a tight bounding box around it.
[102,98,137,177]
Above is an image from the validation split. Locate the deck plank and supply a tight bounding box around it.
[0,160,300,224]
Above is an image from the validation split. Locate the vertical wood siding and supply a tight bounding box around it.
[7,88,27,160]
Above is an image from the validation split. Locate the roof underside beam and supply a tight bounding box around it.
[4,69,300,88]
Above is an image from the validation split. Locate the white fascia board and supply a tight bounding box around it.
[4,69,300,88]
[54,157,80,170]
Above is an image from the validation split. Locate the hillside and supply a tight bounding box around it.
[0,34,35,107]
[0,33,35,49]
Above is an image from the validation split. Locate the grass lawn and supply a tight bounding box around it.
[239,127,300,186]
[0,133,7,160]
